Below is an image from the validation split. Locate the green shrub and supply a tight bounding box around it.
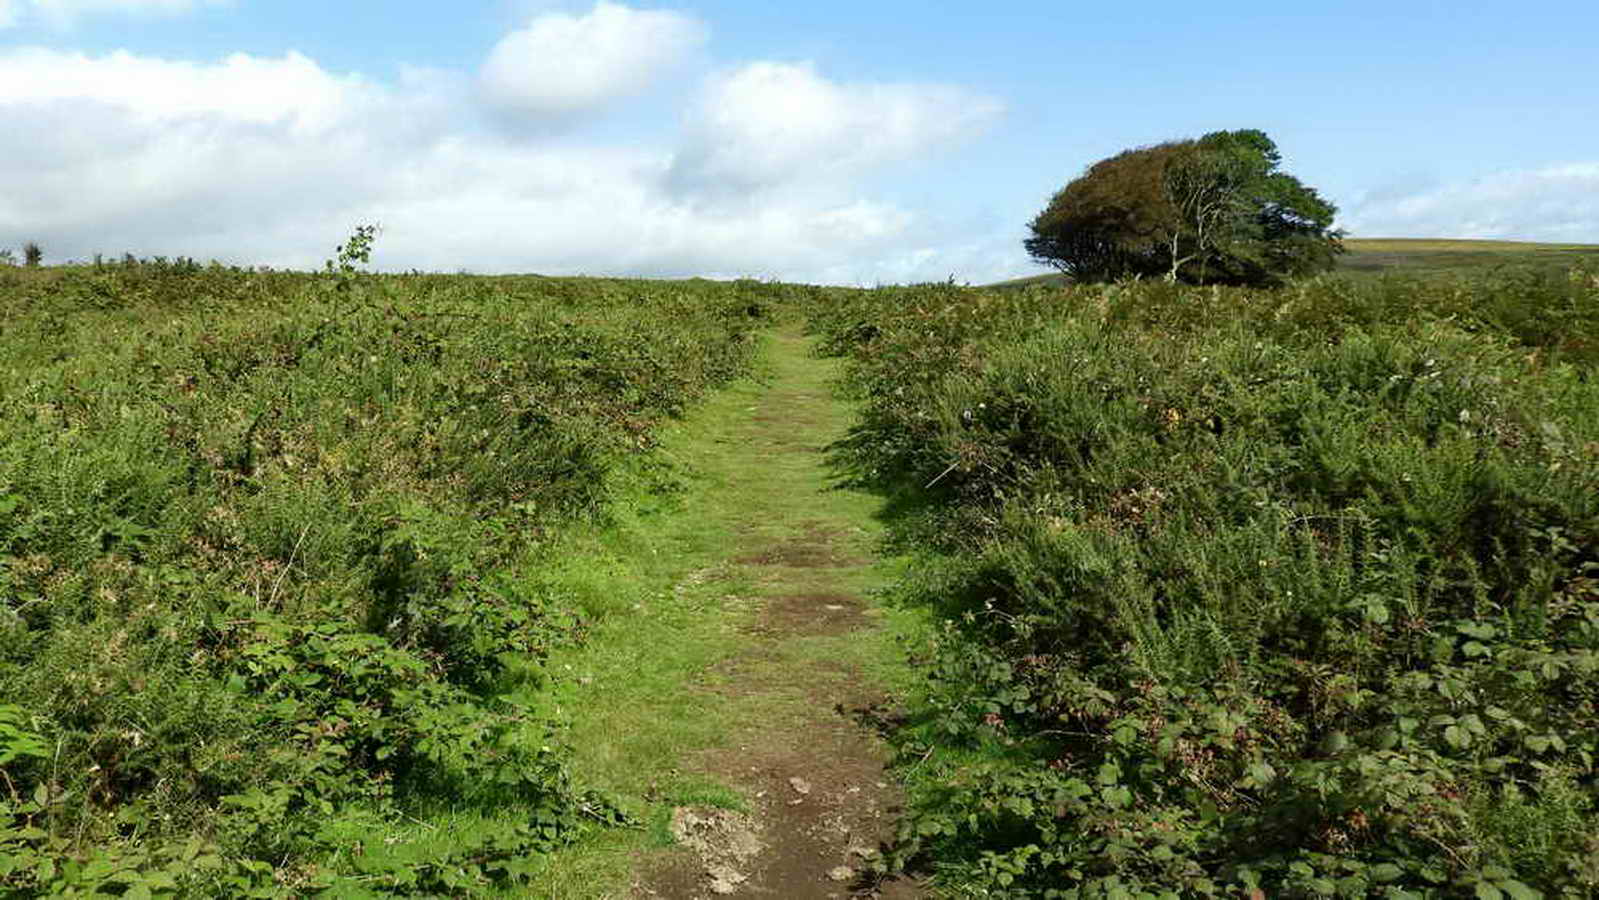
[813,268,1599,896]
[0,240,774,894]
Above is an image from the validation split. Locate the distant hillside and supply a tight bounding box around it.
[991,237,1599,288]
[1339,237,1599,275]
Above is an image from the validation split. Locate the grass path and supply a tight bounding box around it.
[534,325,924,898]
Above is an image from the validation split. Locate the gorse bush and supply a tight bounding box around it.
[811,267,1599,897]
[0,238,777,895]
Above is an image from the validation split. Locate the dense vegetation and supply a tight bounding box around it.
[6,235,1597,898]
[992,239,1599,292]
[1026,130,1341,286]
[0,246,781,895]
[811,265,1599,897]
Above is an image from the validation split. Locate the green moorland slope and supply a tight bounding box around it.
[808,263,1599,896]
[0,254,798,894]
[1339,239,1599,277]
[991,238,1599,288]
[4,245,1598,898]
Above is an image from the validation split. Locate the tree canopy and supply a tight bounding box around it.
[1025,129,1342,286]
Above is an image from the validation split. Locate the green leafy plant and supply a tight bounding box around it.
[0,705,49,769]
[811,266,1599,896]
[0,229,775,894]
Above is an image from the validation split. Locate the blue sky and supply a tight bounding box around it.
[3,0,1596,283]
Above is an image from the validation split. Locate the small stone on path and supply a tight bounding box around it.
[707,864,746,895]
[788,776,812,795]
[828,865,856,882]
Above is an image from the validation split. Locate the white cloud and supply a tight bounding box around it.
[480,1,706,118]
[2,0,229,28]
[364,146,922,280]
[0,29,1015,285]
[1342,163,1599,242]
[670,61,1005,192]
[0,48,394,134]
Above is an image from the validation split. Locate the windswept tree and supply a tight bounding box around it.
[1025,129,1342,285]
[22,242,43,268]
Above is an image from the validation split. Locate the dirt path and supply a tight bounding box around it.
[610,327,921,899]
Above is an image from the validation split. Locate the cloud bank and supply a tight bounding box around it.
[671,61,1004,193]
[0,47,385,132]
[0,3,1010,283]
[1342,163,1599,243]
[480,1,707,118]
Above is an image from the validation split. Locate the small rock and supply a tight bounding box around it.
[848,845,879,859]
[828,866,855,882]
[825,604,846,611]
[788,776,812,795]
[707,864,746,895]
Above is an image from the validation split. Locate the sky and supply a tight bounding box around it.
[2,0,1597,284]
